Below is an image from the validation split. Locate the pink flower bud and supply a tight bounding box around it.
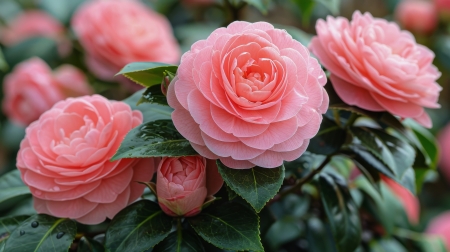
[382,176,420,224]
[156,156,223,217]
[395,0,438,34]
[426,211,450,250]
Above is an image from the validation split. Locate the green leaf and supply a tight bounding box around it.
[0,216,29,243]
[265,216,303,250]
[4,214,77,252]
[347,145,396,179]
[188,202,263,252]
[0,170,31,212]
[2,197,36,217]
[123,89,173,123]
[319,173,361,252]
[104,200,173,252]
[4,37,59,67]
[217,161,284,212]
[112,120,197,160]
[404,120,439,170]
[315,0,340,14]
[308,117,347,155]
[116,62,178,87]
[137,85,168,106]
[243,0,270,14]
[0,48,8,72]
[394,228,447,252]
[350,127,416,192]
[305,217,337,252]
[77,236,104,252]
[38,0,85,24]
[290,0,315,25]
[153,229,205,252]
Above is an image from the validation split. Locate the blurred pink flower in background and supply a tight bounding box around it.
[2,58,92,126]
[17,95,158,224]
[382,176,420,224]
[310,11,442,128]
[168,21,328,169]
[395,0,438,34]
[156,156,223,217]
[0,11,71,56]
[426,211,450,250]
[434,0,450,19]
[438,123,450,181]
[72,0,181,82]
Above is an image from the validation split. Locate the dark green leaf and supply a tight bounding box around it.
[0,170,31,212]
[290,0,315,25]
[4,37,59,67]
[4,214,77,252]
[0,216,29,243]
[2,196,36,217]
[0,48,8,72]
[105,200,173,252]
[305,217,337,252]
[116,62,177,87]
[265,216,303,250]
[188,202,263,252]
[112,120,197,160]
[137,86,168,106]
[123,89,173,123]
[243,0,270,14]
[319,173,361,252]
[217,161,284,212]
[38,0,85,24]
[370,238,408,252]
[308,117,346,155]
[346,145,396,179]
[315,0,340,14]
[394,228,447,252]
[153,229,205,252]
[77,236,104,252]
[404,120,438,170]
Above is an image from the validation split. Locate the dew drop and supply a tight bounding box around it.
[56,232,65,239]
[31,221,39,228]
[53,186,60,191]
[19,230,25,236]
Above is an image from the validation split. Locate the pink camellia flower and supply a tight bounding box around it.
[72,0,181,82]
[438,123,450,182]
[17,95,158,224]
[0,11,70,56]
[382,176,420,224]
[395,0,438,34]
[167,21,328,169]
[310,11,441,128]
[434,0,450,19]
[2,58,92,126]
[426,212,450,250]
[156,156,223,217]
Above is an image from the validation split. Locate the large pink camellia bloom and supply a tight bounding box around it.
[426,212,450,250]
[72,0,180,81]
[3,58,92,126]
[310,11,441,128]
[156,156,223,217]
[395,0,438,34]
[167,21,328,169]
[16,95,158,224]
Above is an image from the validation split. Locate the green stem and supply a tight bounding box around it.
[277,156,332,200]
[346,113,359,128]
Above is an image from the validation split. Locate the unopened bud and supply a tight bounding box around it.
[161,71,175,96]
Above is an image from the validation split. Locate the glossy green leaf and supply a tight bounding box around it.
[265,216,303,250]
[0,48,8,72]
[308,117,346,155]
[2,196,36,217]
[38,0,85,24]
[0,170,31,212]
[116,62,177,87]
[370,238,408,252]
[305,217,337,252]
[4,37,59,67]
[394,228,447,252]
[319,173,361,252]
[290,0,315,25]
[123,89,173,123]
[4,214,77,252]
[404,120,439,170]
[188,202,263,252]
[0,216,29,244]
[217,161,284,212]
[153,229,205,252]
[315,0,340,14]
[137,85,168,106]
[112,120,197,160]
[77,236,104,252]
[347,145,396,179]
[105,200,173,252]
[243,0,270,14]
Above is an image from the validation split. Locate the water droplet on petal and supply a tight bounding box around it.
[56,232,65,239]
[53,186,60,191]
[31,221,39,228]
[19,230,25,236]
